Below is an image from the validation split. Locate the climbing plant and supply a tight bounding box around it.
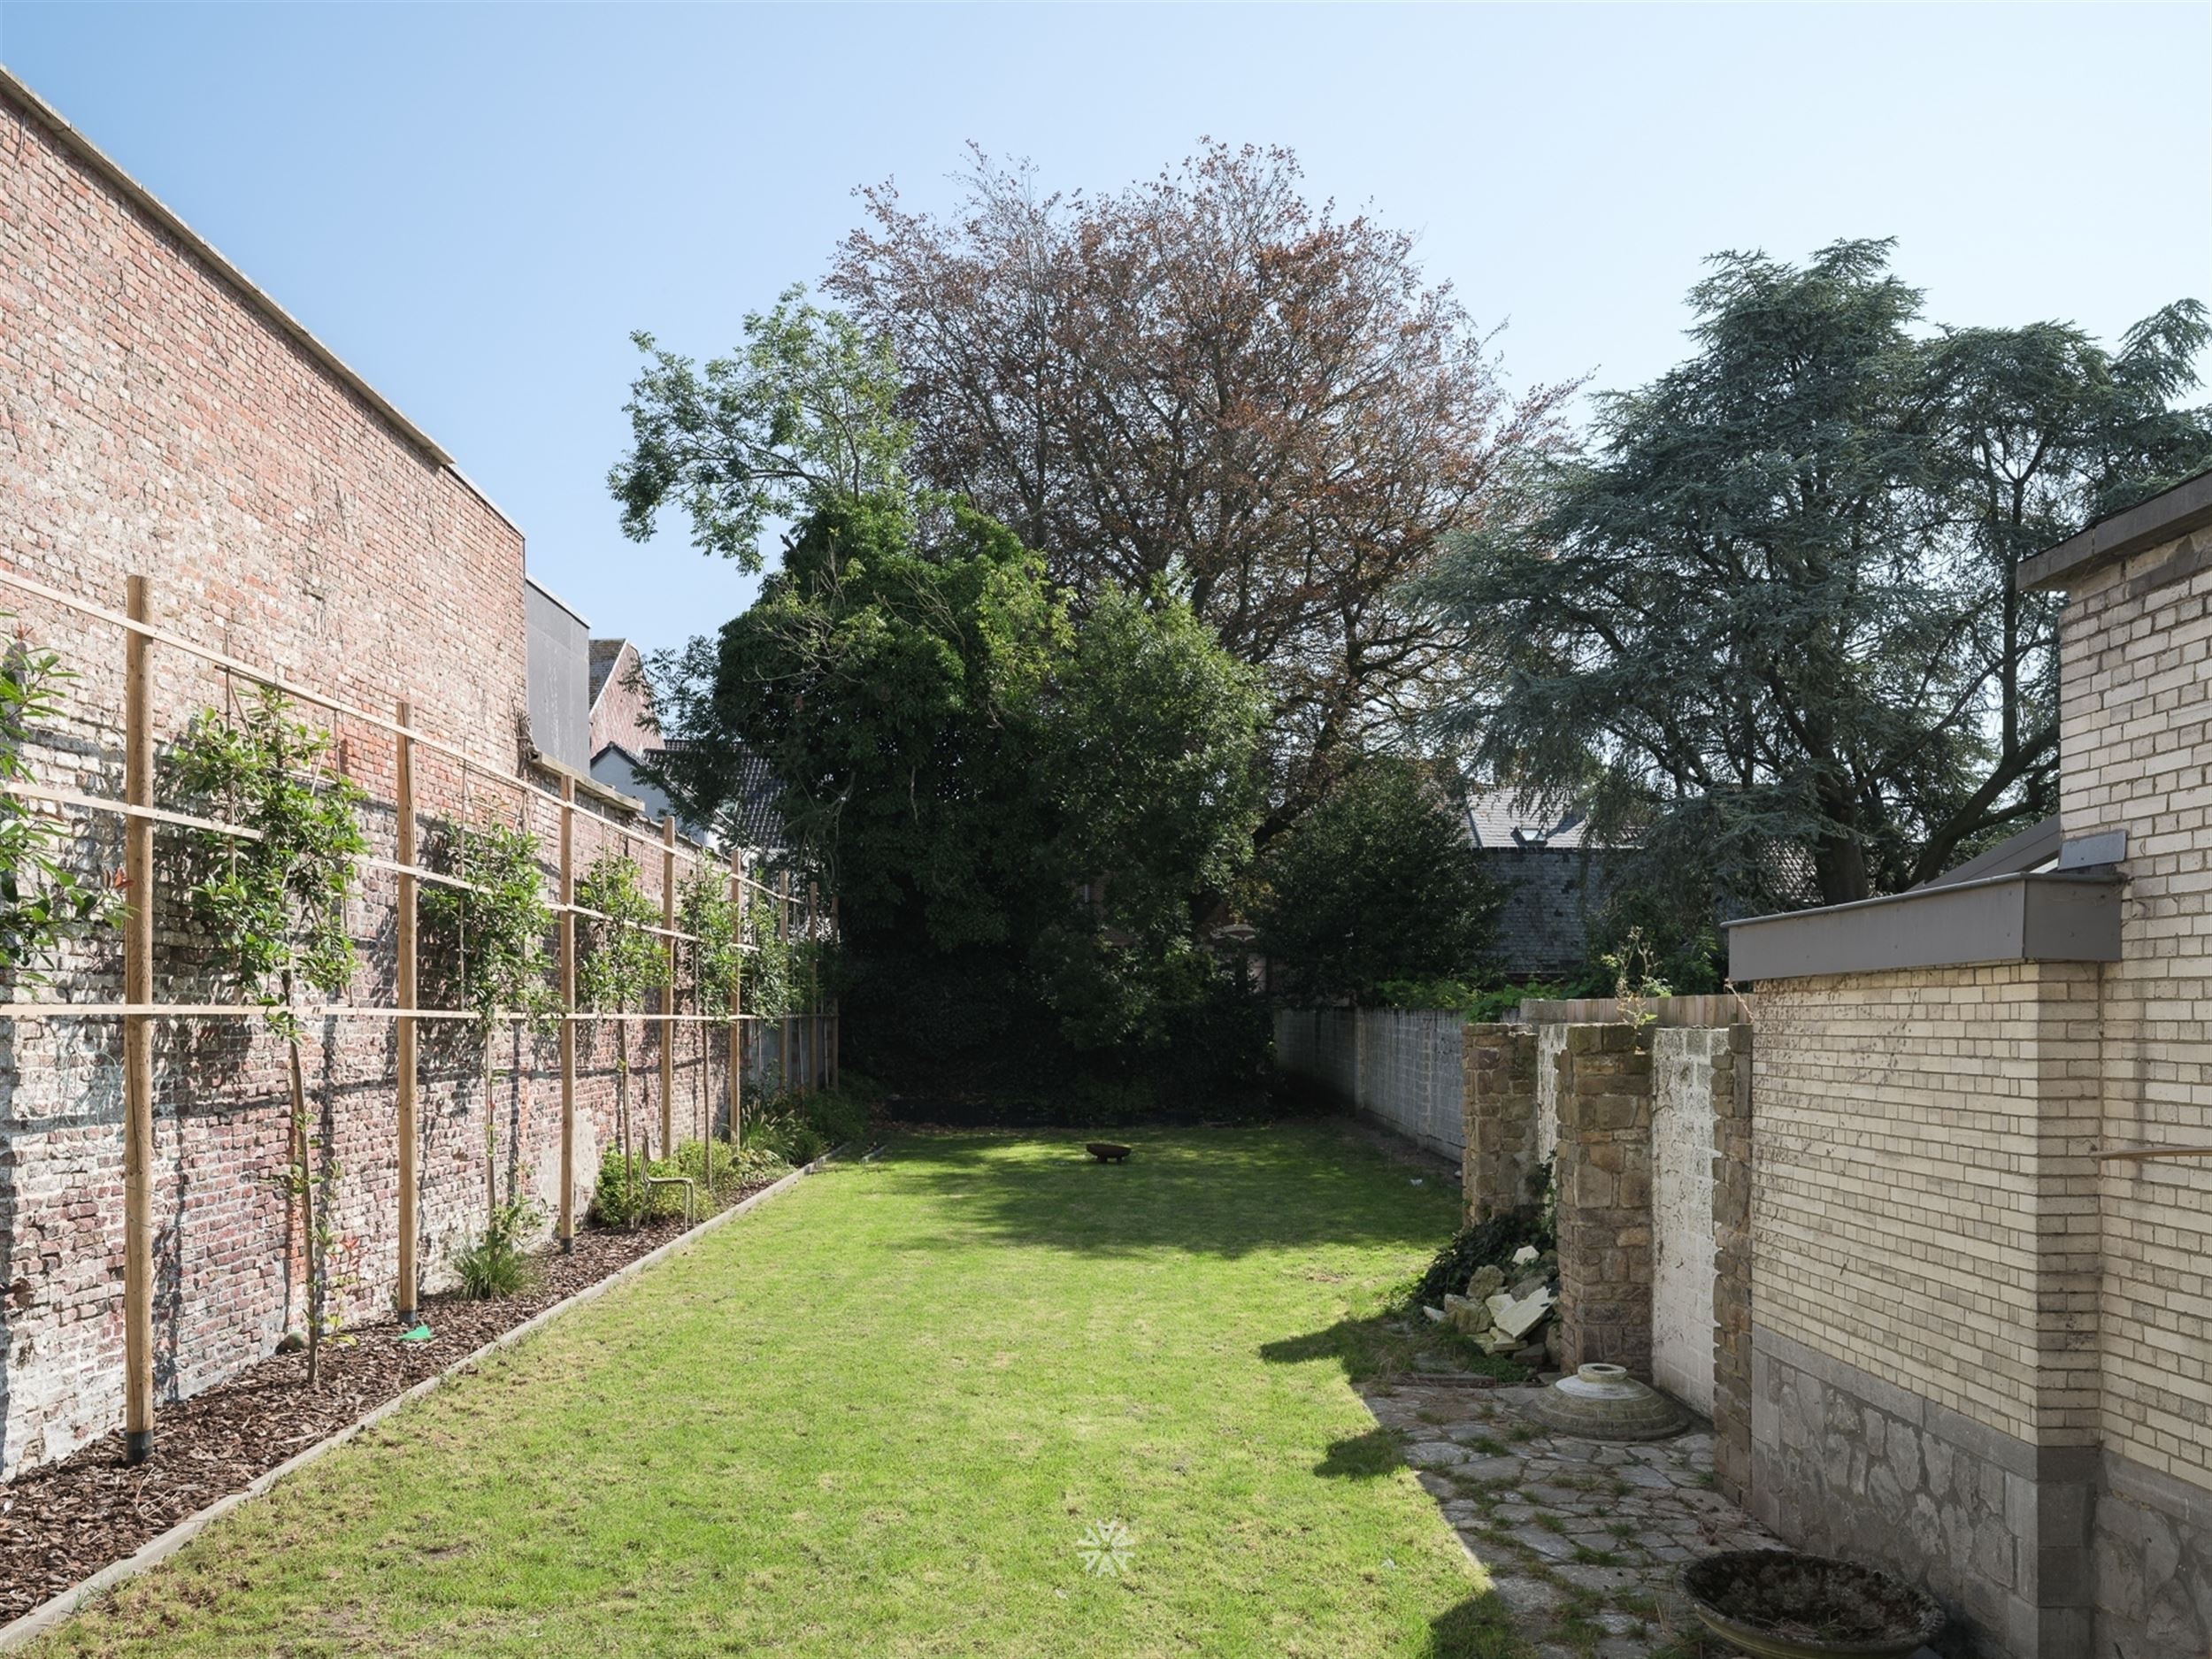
[743,892,796,1021]
[419,821,556,1225]
[173,685,368,1387]
[0,621,120,983]
[575,851,661,1222]
[678,864,743,1145]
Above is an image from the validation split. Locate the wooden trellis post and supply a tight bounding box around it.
[395,699,419,1324]
[807,879,822,1093]
[121,574,155,1463]
[827,893,840,1091]
[779,870,794,1094]
[557,775,576,1250]
[659,814,675,1154]
[727,849,743,1144]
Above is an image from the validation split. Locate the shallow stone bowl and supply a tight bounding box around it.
[1680,1549,1945,1658]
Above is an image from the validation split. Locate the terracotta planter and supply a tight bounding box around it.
[1680,1550,1945,1658]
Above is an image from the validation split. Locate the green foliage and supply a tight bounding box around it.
[173,686,370,1035]
[0,625,119,984]
[741,893,798,1018]
[648,494,1265,1092]
[172,687,370,1385]
[1252,757,1500,1002]
[745,1078,872,1165]
[678,864,743,1015]
[419,822,556,1032]
[574,852,659,1014]
[1408,1202,1555,1310]
[451,1197,542,1299]
[1427,242,2212,944]
[1369,977,1585,1021]
[590,1139,794,1226]
[611,286,912,572]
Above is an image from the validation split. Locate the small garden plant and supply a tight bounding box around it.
[0,619,120,981]
[173,685,368,1386]
[451,1194,544,1299]
[575,851,661,1225]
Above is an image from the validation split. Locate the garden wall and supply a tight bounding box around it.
[1271,1007,1465,1164]
[0,75,772,1479]
[1281,1001,1746,1420]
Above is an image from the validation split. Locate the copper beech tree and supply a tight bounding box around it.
[826,142,1574,817]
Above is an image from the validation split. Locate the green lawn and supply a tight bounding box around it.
[39,1125,1526,1658]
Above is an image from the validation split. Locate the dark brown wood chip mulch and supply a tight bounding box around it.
[0,1183,777,1624]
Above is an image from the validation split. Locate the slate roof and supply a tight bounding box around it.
[1461,787,1596,850]
[588,638,627,706]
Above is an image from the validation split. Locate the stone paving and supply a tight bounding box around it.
[1362,1377,1782,1657]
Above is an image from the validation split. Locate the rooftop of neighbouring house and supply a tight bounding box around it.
[1461,786,1598,851]
[588,638,631,705]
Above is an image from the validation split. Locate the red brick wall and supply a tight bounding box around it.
[0,81,735,1477]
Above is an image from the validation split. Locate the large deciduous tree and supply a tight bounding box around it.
[826,142,1573,813]
[1425,240,2212,924]
[649,492,1263,1082]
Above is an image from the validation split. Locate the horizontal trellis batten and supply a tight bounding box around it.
[0,565,837,1465]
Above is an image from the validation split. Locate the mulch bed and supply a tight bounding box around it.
[0,1182,778,1624]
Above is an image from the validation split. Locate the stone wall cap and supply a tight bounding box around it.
[2017,466,2212,592]
[1724,871,2121,982]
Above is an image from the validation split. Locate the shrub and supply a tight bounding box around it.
[452,1197,543,1299]
[1408,1202,1554,1310]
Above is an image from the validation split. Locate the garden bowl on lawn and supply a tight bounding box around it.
[1680,1550,1945,1658]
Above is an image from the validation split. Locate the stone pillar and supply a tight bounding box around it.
[1460,1022,1538,1222]
[1554,1023,1655,1379]
[1709,1023,1753,1507]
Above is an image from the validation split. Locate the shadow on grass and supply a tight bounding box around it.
[1425,1592,1527,1658]
[1261,1310,1529,1387]
[879,1122,1459,1260]
[1311,1425,1407,1479]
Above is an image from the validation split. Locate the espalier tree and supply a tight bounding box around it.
[677,863,742,1141]
[420,822,556,1223]
[575,851,660,1219]
[173,687,367,1387]
[0,620,119,982]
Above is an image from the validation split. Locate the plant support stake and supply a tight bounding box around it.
[395,698,419,1325]
[121,573,155,1463]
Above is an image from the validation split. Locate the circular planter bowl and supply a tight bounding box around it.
[1680,1550,1944,1658]
[1525,1363,1692,1441]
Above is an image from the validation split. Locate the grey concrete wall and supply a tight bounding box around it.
[1271,1008,1465,1164]
[525,579,590,772]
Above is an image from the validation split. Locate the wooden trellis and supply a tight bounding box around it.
[0,567,837,1459]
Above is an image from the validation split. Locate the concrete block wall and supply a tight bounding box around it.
[1271,1007,1466,1164]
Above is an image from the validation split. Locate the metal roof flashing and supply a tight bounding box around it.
[2018,467,2212,593]
[1724,870,2122,983]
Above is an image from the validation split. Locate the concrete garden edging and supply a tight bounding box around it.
[0,1144,849,1653]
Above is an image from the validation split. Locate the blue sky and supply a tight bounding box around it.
[4,3,2207,657]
